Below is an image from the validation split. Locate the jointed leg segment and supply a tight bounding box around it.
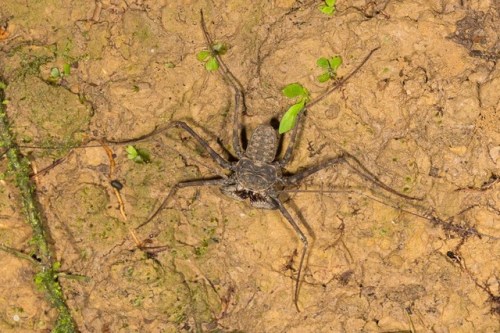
[341,152,422,200]
[200,10,246,159]
[106,121,233,171]
[279,47,381,168]
[272,196,309,312]
[279,112,304,167]
[137,178,227,229]
[284,152,421,201]
[167,121,234,170]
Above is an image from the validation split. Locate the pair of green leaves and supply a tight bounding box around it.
[320,0,337,15]
[279,55,343,133]
[316,55,343,82]
[279,83,309,134]
[196,43,227,71]
[50,64,71,79]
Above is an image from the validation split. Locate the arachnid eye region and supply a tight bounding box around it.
[220,184,279,210]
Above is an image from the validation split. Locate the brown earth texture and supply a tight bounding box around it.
[0,0,499,332]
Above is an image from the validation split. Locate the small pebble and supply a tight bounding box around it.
[111,180,123,190]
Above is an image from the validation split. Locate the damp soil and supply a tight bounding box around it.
[0,1,499,332]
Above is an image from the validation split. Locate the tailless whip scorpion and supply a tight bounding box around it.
[105,11,422,311]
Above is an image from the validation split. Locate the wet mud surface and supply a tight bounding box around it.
[0,0,499,332]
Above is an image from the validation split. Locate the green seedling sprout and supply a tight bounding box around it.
[320,0,337,15]
[279,83,310,134]
[316,55,343,82]
[126,145,151,164]
[196,42,227,71]
[0,81,8,105]
[63,63,71,75]
[50,67,61,78]
[49,63,71,82]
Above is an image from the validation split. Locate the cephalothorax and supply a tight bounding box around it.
[122,11,421,311]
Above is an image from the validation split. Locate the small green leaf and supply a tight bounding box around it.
[63,63,71,76]
[329,56,343,70]
[126,145,138,159]
[279,100,305,134]
[134,148,151,163]
[0,81,7,90]
[205,57,219,71]
[320,5,335,15]
[196,50,211,61]
[212,43,227,55]
[53,261,61,270]
[282,83,306,98]
[50,67,60,78]
[317,72,331,83]
[34,272,44,289]
[316,57,330,69]
[126,145,151,164]
[325,0,336,7]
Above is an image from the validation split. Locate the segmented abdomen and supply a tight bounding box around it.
[245,125,278,163]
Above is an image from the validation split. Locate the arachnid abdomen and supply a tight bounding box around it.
[245,125,278,163]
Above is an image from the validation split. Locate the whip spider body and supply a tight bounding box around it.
[120,12,421,311]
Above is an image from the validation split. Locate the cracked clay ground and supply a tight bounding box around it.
[0,0,499,332]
